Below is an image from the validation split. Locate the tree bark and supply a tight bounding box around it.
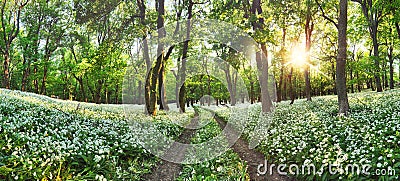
[1,1,28,89]
[158,61,169,110]
[137,0,153,114]
[21,51,30,91]
[147,0,166,115]
[250,0,273,113]
[388,45,394,89]
[179,1,194,113]
[2,51,11,89]
[304,4,313,101]
[336,0,349,114]
[289,67,295,104]
[259,44,273,112]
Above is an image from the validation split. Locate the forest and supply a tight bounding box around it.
[0,0,399,112]
[1,0,400,180]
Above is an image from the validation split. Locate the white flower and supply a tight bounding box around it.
[377,163,382,168]
[387,154,392,158]
[94,155,102,163]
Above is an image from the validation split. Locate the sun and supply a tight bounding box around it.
[290,46,307,67]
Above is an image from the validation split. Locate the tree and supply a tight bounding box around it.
[316,0,350,114]
[39,0,65,95]
[1,0,29,89]
[303,0,317,101]
[248,0,273,113]
[178,0,195,113]
[337,0,350,114]
[20,0,44,92]
[351,0,386,92]
[144,0,167,115]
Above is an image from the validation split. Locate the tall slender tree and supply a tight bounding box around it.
[1,0,29,89]
[337,0,350,114]
[351,0,385,92]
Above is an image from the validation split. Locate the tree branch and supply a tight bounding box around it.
[350,0,362,3]
[164,45,175,61]
[315,0,338,29]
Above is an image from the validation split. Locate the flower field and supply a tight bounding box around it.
[216,90,400,180]
[177,116,248,180]
[0,89,186,180]
[1,88,400,180]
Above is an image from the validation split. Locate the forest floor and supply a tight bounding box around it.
[144,108,294,181]
[143,114,199,180]
[212,113,293,181]
[2,89,400,180]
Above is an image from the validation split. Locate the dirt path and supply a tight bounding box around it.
[142,109,294,181]
[142,115,199,181]
[213,115,294,181]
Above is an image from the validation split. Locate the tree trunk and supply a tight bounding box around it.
[388,45,394,89]
[356,71,362,92]
[259,44,273,112]
[145,0,166,115]
[350,66,354,93]
[304,6,313,101]
[158,57,169,110]
[174,59,180,108]
[138,80,143,104]
[289,67,295,104]
[94,79,104,104]
[336,0,349,114]
[372,32,382,92]
[250,0,273,113]
[224,63,237,106]
[277,27,287,102]
[115,84,119,104]
[277,67,283,102]
[33,65,39,93]
[41,49,51,95]
[1,1,27,89]
[179,1,194,113]
[40,65,48,95]
[2,51,10,89]
[137,0,153,114]
[352,0,383,92]
[77,78,86,102]
[232,71,238,106]
[21,45,31,92]
[250,81,254,104]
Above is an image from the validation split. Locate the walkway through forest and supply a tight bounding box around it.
[143,110,294,181]
[213,114,294,181]
[142,114,199,180]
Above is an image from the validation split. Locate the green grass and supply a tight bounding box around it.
[177,109,249,180]
[1,88,400,180]
[0,89,186,180]
[216,89,400,180]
